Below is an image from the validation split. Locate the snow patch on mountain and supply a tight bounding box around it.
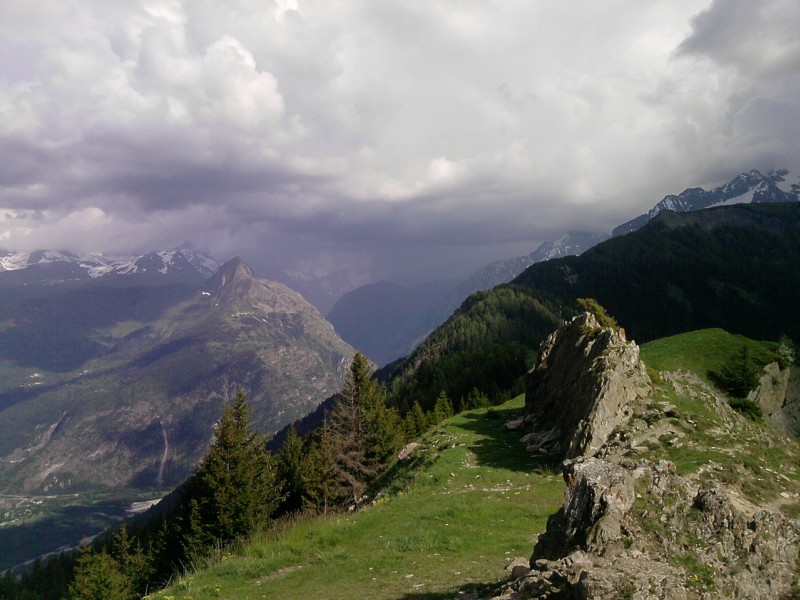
[613,169,799,237]
[708,190,754,208]
[0,245,219,283]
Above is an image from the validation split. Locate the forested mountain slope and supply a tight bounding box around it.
[383,203,800,412]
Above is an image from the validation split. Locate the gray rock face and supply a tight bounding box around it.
[750,363,800,439]
[494,317,800,599]
[523,312,651,458]
[533,458,636,561]
[497,458,800,600]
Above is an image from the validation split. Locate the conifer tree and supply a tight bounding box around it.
[711,344,759,398]
[181,390,281,553]
[406,400,429,437]
[328,372,373,505]
[464,387,490,410]
[0,570,17,599]
[109,525,153,594]
[67,546,133,600]
[276,425,306,514]
[432,390,454,424]
[328,353,400,505]
[304,420,338,514]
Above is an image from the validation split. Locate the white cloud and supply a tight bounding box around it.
[0,0,798,281]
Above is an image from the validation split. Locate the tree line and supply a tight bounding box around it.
[1,353,466,600]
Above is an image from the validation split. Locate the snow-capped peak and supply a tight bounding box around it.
[0,244,221,284]
[613,168,799,237]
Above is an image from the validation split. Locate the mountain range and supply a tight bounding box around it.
[0,243,219,287]
[383,202,800,414]
[327,231,608,365]
[0,258,355,498]
[612,168,799,236]
[330,169,798,365]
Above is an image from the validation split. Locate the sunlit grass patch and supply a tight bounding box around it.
[160,396,564,599]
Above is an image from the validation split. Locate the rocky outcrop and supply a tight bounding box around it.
[495,317,800,599]
[533,458,637,560]
[750,363,800,439]
[521,312,651,458]
[496,456,800,600]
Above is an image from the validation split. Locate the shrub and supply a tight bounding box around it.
[728,398,763,422]
[709,344,759,398]
[576,298,619,329]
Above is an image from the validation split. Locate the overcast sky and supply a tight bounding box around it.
[1,0,799,285]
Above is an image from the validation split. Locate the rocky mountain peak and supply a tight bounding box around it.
[612,168,799,237]
[207,257,254,290]
[519,312,651,458]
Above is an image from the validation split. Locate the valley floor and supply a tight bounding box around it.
[0,490,166,573]
[157,397,564,599]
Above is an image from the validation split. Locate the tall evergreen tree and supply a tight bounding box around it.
[304,420,338,514]
[276,425,307,514]
[432,390,454,424]
[109,525,153,596]
[181,391,281,554]
[328,353,400,506]
[67,547,133,600]
[711,344,760,398]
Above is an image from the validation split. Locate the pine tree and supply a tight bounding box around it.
[276,425,306,514]
[110,525,154,595]
[711,344,759,398]
[67,546,133,600]
[0,569,18,600]
[328,376,373,506]
[463,387,490,410]
[432,390,454,424]
[401,400,430,438]
[180,391,281,552]
[328,353,400,506]
[304,420,338,514]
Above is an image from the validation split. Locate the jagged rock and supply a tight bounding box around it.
[533,458,636,560]
[494,317,800,599]
[750,363,800,439]
[505,557,531,580]
[524,312,651,458]
[397,442,419,461]
[503,417,526,431]
[495,455,800,599]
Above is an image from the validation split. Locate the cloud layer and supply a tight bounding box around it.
[1,0,798,283]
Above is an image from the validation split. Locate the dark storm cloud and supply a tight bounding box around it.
[678,0,800,77]
[1,1,798,283]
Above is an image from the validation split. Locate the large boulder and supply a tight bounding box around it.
[750,363,800,439]
[523,312,651,458]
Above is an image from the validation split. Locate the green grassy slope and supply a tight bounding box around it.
[158,397,564,600]
[153,328,800,598]
[638,330,800,512]
[640,328,782,385]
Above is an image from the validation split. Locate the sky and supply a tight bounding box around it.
[1,0,799,287]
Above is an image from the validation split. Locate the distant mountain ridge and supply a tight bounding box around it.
[382,202,800,414]
[327,232,607,365]
[613,168,799,236]
[330,168,798,365]
[0,257,355,498]
[0,243,219,286]
[465,231,611,291]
